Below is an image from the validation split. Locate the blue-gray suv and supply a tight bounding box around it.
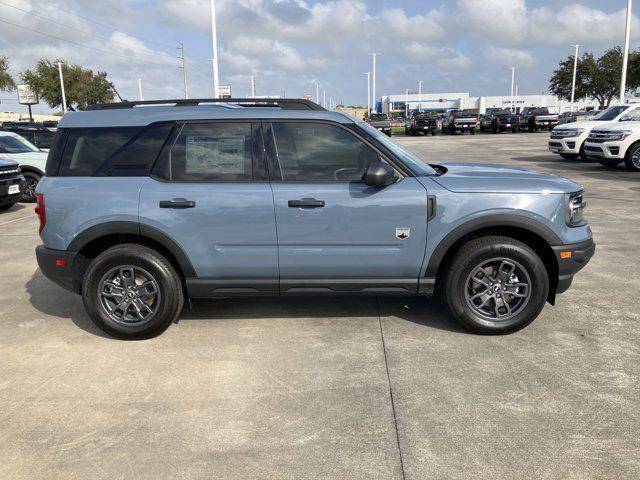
[35,99,595,339]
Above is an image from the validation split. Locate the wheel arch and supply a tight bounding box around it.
[68,222,196,289]
[19,165,45,176]
[427,216,561,303]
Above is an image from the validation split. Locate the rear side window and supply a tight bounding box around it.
[59,128,141,176]
[153,122,259,182]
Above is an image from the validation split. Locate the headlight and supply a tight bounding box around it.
[607,130,633,141]
[565,191,586,226]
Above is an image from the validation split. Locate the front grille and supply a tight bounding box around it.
[585,146,603,152]
[588,130,621,142]
[548,141,562,147]
[0,166,21,179]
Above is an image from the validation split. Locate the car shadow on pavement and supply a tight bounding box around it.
[26,269,466,337]
[0,203,28,214]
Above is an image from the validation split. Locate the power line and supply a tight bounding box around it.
[0,1,212,68]
[0,17,177,69]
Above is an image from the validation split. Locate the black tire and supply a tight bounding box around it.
[82,244,184,339]
[511,127,518,133]
[470,129,476,135]
[0,203,17,211]
[560,153,579,160]
[21,171,41,203]
[431,130,437,136]
[623,142,640,172]
[579,142,589,161]
[443,236,549,335]
[404,128,409,135]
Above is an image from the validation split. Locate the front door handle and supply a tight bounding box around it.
[159,198,196,209]
[288,199,325,208]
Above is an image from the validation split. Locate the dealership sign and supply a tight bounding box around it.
[17,84,39,105]
[218,85,231,98]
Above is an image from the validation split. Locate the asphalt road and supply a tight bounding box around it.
[1,132,638,479]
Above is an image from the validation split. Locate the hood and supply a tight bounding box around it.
[586,121,640,132]
[5,151,48,166]
[429,163,582,194]
[555,120,612,130]
[0,156,19,168]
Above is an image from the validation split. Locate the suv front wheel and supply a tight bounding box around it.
[443,236,549,334]
[82,244,184,339]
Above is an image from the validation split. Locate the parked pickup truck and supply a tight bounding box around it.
[405,110,441,136]
[521,107,559,132]
[35,97,594,339]
[479,109,522,133]
[367,113,392,136]
[582,106,640,171]
[549,104,640,161]
[442,110,479,135]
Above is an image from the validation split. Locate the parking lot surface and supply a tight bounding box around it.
[1,133,638,479]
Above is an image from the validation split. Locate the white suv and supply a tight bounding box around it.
[583,108,640,172]
[549,104,640,162]
[0,131,48,201]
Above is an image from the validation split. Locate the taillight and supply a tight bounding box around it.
[495,117,500,123]
[451,118,457,124]
[412,118,416,126]
[533,116,538,122]
[34,193,46,233]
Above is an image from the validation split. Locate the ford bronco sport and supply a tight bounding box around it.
[35,98,595,339]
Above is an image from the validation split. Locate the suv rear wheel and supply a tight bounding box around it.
[21,171,41,203]
[82,244,184,339]
[443,236,549,334]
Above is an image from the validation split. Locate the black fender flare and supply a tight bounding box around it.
[424,214,562,278]
[19,165,45,177]
[67,221,197,277]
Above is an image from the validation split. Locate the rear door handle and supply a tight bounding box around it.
[288,199,325,208]
[159,198,196,209]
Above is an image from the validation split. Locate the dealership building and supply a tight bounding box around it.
[378,92,600,115]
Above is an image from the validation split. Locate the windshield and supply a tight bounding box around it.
[358,121,436,175]
[593,105,627,121]
[0,134,40,154]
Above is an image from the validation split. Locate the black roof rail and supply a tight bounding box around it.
[85,98,325,111]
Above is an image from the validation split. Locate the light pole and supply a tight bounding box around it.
[510,66,516,112]
[138,78,144,101]
[405,88,409,117]
[316,83,320,105]
[323,90,326,109]
[569,44,583,112]
[365,72,371,113]
[178,41,188,99]
[620,0,633,104]
[369,53,378,113]
[418,80,422,110]
[210,0,220,97]
[57,61,67,113]
[250,75,256,97]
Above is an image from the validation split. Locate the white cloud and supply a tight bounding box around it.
[485,47,535,68]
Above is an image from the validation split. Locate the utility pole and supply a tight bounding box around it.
[138,78,144,101]
[365,72,371,113]
[316,83,320,105]
[369,53,378,113]
[323,90,326,109]
[57,61,67,114]
[210,0,220,97]
[510,66,516,112]
[620,0,633,104]
[250,75,256,97]
[405,88,409,117]
[570,44,583,112]
[418,80,422,110]
[178,42,188,99]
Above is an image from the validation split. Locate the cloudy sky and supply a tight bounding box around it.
[0,0,638,113]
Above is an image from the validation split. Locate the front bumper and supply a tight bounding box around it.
[36,245,80,293]
[551,237,596,295]
[548,135,586,154]
[0,175,26,206]
[584,141,624,160]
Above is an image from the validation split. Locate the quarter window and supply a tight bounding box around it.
[155,123,255,182]
[271,122,380,181]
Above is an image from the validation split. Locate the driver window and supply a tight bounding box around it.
[271,122,380,181]
[620,108,640,121]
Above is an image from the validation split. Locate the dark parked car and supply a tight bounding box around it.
[442,110,479,135]
[405,110,441,136]
[1,121,58,151]
[557,111,597,125]
[366,113,392,136]
[479,109,523,133]
[0,157,26,211]
[520,107,559,132]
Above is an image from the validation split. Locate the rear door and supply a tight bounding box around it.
[139,121,279,297]
[265,120,429,295]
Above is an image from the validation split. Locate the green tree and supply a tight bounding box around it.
[549,47,640,109]
[21,59,114,110]
[0,55,16,92]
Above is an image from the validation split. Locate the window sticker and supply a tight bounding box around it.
[185,135,246,174]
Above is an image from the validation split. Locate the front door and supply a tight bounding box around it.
[139,121,279,297]
[265,121,429,295]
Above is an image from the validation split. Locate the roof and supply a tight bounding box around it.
[58,98,354,128]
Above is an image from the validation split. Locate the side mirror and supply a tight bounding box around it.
[363,162,396,187]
